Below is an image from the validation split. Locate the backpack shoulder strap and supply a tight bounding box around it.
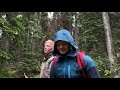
[51,56,59,77]
[76,50,87,78]
[52,56,59,69]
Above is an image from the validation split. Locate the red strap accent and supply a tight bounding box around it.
[52,56,59,77]
[76,51,82,69]
[76,51,87,78]
[80,51,85,67]
[52,56,59,69]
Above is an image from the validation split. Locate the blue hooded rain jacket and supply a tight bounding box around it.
[50,29,100,78]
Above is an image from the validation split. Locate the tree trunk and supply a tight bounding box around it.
[73,12,79,45]
[102,12,117,77]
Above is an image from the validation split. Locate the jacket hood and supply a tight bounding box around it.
[53,29,78,57]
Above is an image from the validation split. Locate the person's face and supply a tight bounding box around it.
[56,41,70,54]
[44,42,53,54]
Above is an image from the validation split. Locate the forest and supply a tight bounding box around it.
[0,12,120,78]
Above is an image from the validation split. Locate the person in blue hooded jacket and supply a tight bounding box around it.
[50,29,100,78]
